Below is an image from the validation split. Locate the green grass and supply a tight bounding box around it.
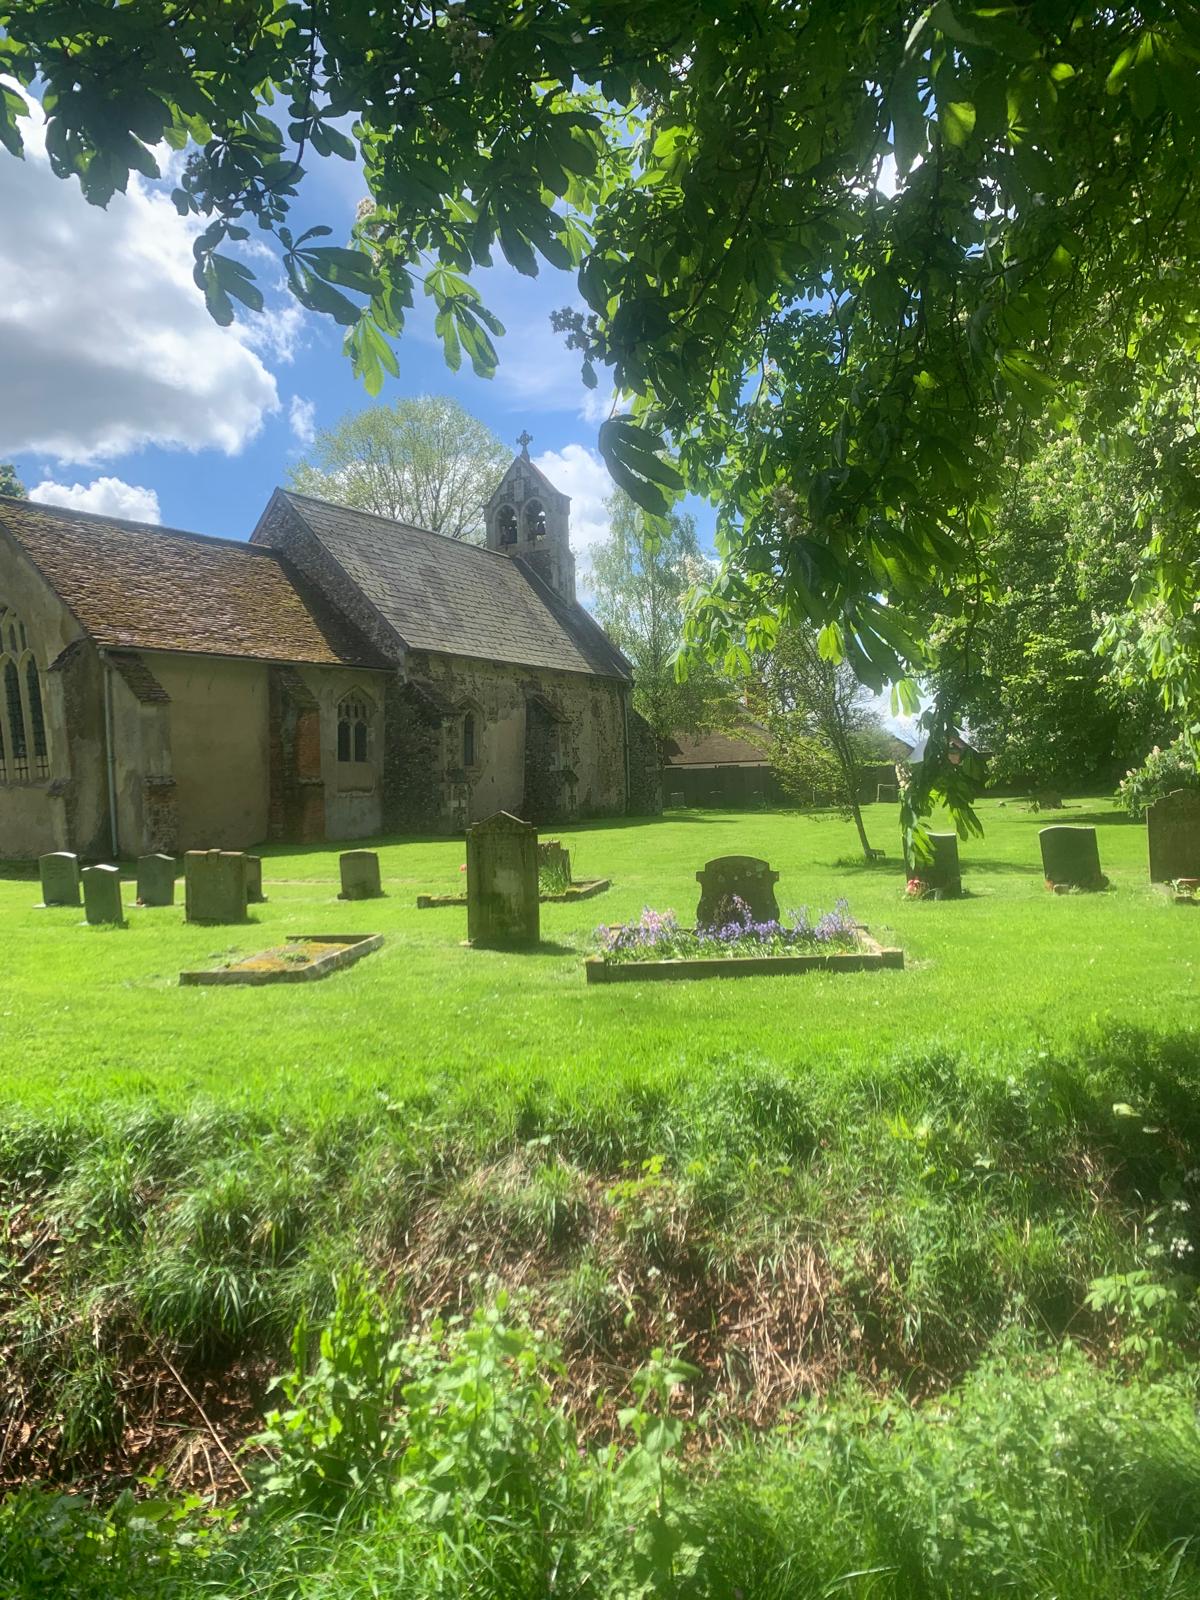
[2,798,1195,1120]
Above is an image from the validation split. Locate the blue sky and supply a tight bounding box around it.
[0,89,676,569]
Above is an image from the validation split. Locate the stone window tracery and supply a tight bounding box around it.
[0,605,48,784]
[337,691,374,764]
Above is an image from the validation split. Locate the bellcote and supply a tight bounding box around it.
[483,436,576,604]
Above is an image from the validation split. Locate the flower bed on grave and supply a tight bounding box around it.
[585,897,903,983]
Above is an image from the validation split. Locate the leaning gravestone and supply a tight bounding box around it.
[82,864,125,926]
[1040,826,1107,892]
[538,839,572,882]
[906,832,962,897]
[184,850,249,924]
[38,851,80,907]
[338,849,384,900]
[136,853,176,907]
[246,856,267,904]
[696,855,781,927]
[466,811,539,947]
[1146,789,1200,883]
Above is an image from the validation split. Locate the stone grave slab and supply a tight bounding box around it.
[466,810,539,947]
[696,855,780,928]
[1147,789,1200,883]
[1040,826,1106,891]
[38,851,80,907]
[184,850,249,924]
[82,864,125,926]
[339,849,384,900]
[246,856,266,904]
[137,853,176,907]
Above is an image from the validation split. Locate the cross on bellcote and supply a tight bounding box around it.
[517,429,533,459]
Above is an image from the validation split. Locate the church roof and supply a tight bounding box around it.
[265,491,630,680]
[0,495,386,668]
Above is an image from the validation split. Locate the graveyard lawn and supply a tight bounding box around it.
[0,797,1196,1119]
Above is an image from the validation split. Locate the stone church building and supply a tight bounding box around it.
[0,447,658,860]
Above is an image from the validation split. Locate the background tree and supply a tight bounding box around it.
[590,492,727,744]
[288,397,508,541]
[929,435,1173,792]
[743,626,887,861]
[0,463,25,498]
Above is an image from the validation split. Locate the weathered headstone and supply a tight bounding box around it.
[537,839,572,883]
[1040,826,1106,891]
[246,855,267,904]
[466,811,540,946]
[82,864,125,926]
[696,855,780,927]
[184,850,249,924]
[876,783,899,804]
[668,791,686,809]
[136,853,176,907]
[906,832,962,897]
[38,851,80,907]
[339,849,383,900]
[1147,789,1200,883]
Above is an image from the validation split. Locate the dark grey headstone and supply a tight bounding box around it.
[136,853,176,906]
[1040,826,1105,891]
[38,851,80,907]
[906,832,962,896]
[339,849,383,900]
[82,864,125,926]
[1147,789,1200,883]
[184,850,249,924]
[696,855,780,927]
[246,855,266,904]
[466,811,539,947]
[876,783,899,804]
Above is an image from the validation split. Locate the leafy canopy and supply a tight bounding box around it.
[5,2,1200,831]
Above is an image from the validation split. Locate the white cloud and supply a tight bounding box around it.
[289,395,317,448]
[0,90,281,463]
[29,475,162,523]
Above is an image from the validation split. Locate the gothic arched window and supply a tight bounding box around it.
[337,691,374,764]
[524,499,546,541]
[496,505,518,547]
[0,605,48,784]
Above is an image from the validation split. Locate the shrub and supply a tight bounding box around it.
[1117,735,1200,817]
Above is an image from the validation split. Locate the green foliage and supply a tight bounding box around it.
[287,395,509,542]
[1118,735,1200,818]
[0,461,25,498]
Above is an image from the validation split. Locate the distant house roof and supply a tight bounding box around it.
[905,730,981,765]
[0,494,386,669]
[663,728,770,768]
[259,490,630,680]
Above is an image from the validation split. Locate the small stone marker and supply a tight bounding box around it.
[38,851,80,907]
[82,864,124,926]
[466,810,540,947]
[246,855,266,904]
[136,853,176,907]
[339,849,383,900]
[538,839,572,882]
[184,850,249,924]
[907,832,962,897]
[668,791,686,809]
[1146,789,1200,883]
[696,855,780,927]
[876,783,898,804]
[1040,825,1106,891]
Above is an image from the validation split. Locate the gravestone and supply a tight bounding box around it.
[184,850,249,924]
[246,856,267,904]
[1040,826,1106,891]
[466,811,540,947]
[695,855,780,927]
[82,864,125,926]
[538,839,572,883]
[906,832,962,897]
[136,853,176,907]
[38,851,80,907]
[876,783,898,804]
[668,791,686,809]
[339,849,383,900]
[1147,789,1200,883]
